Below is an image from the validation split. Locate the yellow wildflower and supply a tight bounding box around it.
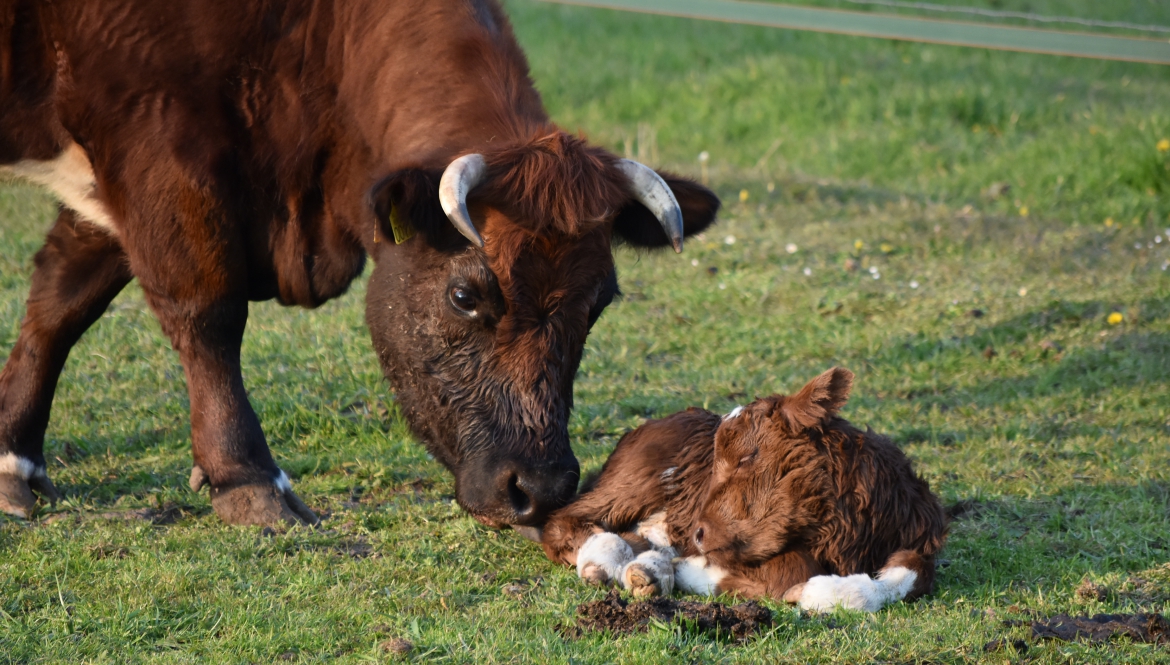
[739,189,749,203]
[854,240,864,251]
[880,243,894,253]
[1157,138,1170,153]
[1105,218,1114,227]
[1107,312,1123,325]
[1019,206,1029,217]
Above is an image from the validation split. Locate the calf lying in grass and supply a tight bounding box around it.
[541,368,949,612]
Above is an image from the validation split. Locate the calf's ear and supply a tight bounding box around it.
[612,172,721,248]
[780,367,854,431]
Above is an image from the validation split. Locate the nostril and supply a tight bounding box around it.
[694,526,705,549]
[506,473,532,517]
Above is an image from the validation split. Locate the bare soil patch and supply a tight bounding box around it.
[560,589,772,641]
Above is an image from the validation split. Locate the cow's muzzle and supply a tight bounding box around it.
[457,452,579,528]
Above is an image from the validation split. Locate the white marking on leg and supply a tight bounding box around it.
[673,555,727,596]
[621,548,675,596]
[797,566,918,613]
[876,565,918,600]
[273,469,292,493]
[723,406,744,421]
[0,453,40,481]
[577,532,634,584]
[634,510,673,550]
[0,142,118,233]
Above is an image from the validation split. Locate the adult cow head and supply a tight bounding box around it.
[366,132,719,529]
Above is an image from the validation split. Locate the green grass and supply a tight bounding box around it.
[3,1,1170,662]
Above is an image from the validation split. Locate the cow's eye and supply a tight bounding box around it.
[737,451,756,467]
[449,287,478,315]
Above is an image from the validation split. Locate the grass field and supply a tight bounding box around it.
[2,1,1170,662]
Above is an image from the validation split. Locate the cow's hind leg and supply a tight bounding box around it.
[0,210,131,517]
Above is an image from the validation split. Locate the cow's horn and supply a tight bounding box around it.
[439,153,487,248]
[617,159,684,253]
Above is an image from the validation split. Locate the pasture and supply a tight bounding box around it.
[2,0,1170,662]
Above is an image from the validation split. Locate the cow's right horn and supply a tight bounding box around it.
[439,153,488,248]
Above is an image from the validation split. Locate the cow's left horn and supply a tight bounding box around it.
[617,159,684,253]
[439,153,487,248]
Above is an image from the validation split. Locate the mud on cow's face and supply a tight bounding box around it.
[365,134,720,529]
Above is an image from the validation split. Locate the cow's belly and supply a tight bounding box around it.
[0,142,117,234]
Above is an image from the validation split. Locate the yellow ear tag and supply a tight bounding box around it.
[389,203,414,244]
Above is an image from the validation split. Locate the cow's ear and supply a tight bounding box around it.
[779,368,854,431]
[612,172,720,248]
[368,169,452,245]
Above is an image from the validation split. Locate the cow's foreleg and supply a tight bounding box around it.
[143,288,317,526]
[123,190,317,527]
[0,210,131,517]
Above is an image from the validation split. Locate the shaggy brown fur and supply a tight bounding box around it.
[542,368,949,604]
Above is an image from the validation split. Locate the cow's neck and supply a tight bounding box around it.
[331,0,552,171]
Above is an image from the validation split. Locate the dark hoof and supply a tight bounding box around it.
[0,474,36,518]
[0,472,61,518]
[210,483,320,527]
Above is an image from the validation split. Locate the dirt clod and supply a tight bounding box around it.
[381,638,413,656]
[562,589,772,641]
[1031,613,1170,645]
[983,638,1028,654]
[1075,578,1109,602]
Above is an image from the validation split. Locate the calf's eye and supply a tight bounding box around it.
[449,287,478,314]
[738,451,756,467]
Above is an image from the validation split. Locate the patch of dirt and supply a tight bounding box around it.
[561,589,772,642]
[1030,613,1170,645]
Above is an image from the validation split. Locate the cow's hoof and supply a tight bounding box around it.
[622,563,665,598]
[0,474,36,518]
[210,483,320,526]
[0,472,60,519]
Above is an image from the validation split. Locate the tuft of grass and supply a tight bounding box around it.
[2,2,1170,662]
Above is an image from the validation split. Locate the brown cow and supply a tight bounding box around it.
[0,0,719,526]
[541,368,949,612]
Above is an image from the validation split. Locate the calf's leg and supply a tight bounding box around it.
[675,548,823,599]
[790,550,933,612]
[0,210,131,517]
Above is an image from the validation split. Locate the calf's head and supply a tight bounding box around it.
[693,368,855,564]
[366,132,719,528]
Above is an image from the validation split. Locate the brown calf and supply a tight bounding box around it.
[541,368,949,612]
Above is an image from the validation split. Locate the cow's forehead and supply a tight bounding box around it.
[481,208,615,301]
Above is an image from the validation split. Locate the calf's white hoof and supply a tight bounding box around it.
[576,533,634,586]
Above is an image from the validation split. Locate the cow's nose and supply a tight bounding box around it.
[500,456,579,526]
[693,525,706,551]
